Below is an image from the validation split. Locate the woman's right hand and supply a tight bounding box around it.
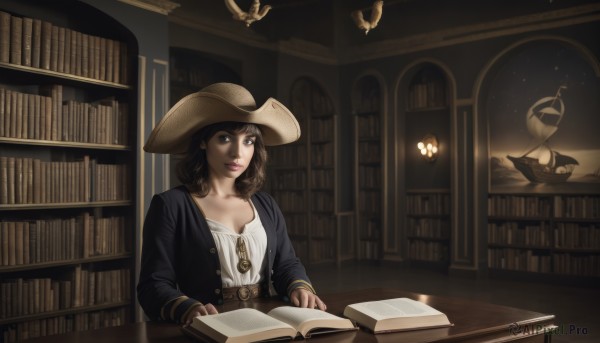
[184,303,219,325]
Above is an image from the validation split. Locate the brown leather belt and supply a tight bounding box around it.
[222,284,262,302]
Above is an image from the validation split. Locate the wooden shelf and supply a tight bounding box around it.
[0,301,130,326]
[487,194,600,279]
[0,62,131,90]
[0,2,138,340]
[268,78,341,266]
[0,201,133,211]
[0,137,131,150]
[0,253,133,273]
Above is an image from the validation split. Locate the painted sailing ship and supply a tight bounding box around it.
[507,85,578,183]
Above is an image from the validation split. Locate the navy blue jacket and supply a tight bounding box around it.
[137,186,313,322]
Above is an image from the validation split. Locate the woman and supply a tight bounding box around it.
[137,83,326,325]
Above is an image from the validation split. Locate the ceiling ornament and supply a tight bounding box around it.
[224,0,272,27]
[351,0,383,35]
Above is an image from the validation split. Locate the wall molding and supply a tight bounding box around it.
[171,3,600,65]
[118,0,180,15]
[343,3,600,63]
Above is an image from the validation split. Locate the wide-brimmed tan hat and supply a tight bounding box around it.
[143,83,301,154]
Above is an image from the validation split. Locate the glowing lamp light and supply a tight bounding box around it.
[417,134,438,162]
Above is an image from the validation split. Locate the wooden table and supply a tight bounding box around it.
[24,288,555,342]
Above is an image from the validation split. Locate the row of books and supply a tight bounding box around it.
[358,165,381,188]
[310,143,334,167]
[268,144,307,167]
[0,214,127,267]
[2,307,127,342]
[272,190,305,213]
[488,195,552,217]
[271,167,334,189]
[359,241,379,260]
[0,267,130,319]
[555,223,600,249]
[353,90,380,114]
[272,170,306,190]
[406,193,450,215]
[0,86,128,145]
[553,253,600,277]
[554,195,600,218]
[310,169,334,189]
[310,215,336,239]
[489,195,600,218]
[408,240,448,262]
[170,62,211,88]
[358,190,381,213]
[310,191,334,212]
[407,218,450,239]
[358,142,381,164]
[290,86,333,119]
[356,114,380,138]
[488,248,552,273]
[0,156,130,205]
[309,241,335,263]
[0,11,128,84]
[406,79,446,110]
[488,222,552,247]
[358,216,380,239]
[309,116,334,141]
[488,249,600,276]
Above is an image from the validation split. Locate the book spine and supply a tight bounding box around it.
[0,11,11,63]
[22,17,33,67]
[40,20,52,70]
[31,18,42,68]
[10,16,22,65]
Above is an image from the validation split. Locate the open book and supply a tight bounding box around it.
[183,306,357,343]
[343,297,452,334]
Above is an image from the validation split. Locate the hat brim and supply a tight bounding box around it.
[143,91,301,154]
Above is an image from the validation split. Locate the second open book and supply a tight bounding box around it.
[343,297,452,333]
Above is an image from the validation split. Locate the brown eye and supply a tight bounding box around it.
[218,134,231,143]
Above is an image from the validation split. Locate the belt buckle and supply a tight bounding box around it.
[237,286,251,301]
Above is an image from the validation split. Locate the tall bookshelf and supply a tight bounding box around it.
[0,2,136,342]
[402,64,451,267]
[268,77,343,265]
[353,75,383,260]
[488,193,600,282]
[406,190,450,266]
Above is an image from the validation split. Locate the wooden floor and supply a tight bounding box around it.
[306,262,600,343]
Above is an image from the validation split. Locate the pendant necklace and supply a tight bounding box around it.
[236,236,252,273]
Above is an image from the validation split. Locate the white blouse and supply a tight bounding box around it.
[206,201,267,288]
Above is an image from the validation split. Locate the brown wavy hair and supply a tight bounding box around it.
[176,122,267,199]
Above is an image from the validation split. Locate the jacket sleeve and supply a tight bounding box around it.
[264,193,317,297]
[136,194,201,322]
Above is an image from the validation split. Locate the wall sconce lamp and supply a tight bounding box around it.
[417,134,438,162]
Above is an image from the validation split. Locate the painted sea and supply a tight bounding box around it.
[490,149,600,193]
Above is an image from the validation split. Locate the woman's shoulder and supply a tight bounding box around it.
[251,190,275,203]
[153,185,190,202]
[251,191,282,214]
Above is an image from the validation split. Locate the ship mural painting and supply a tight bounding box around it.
[507,85,579,183]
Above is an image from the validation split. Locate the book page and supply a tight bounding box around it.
[349,298,442,321]
[268,306,345,328]
[192,308,295,337]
